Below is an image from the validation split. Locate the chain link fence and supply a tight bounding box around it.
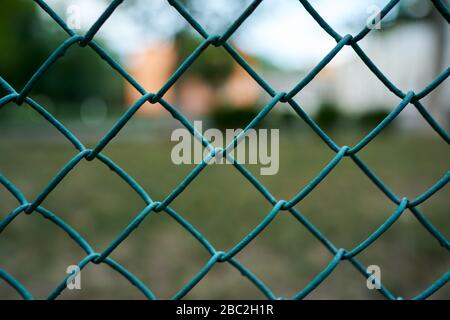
[0,0,449,299]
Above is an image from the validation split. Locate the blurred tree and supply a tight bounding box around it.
[357,109,390,129]
[315,101,342,130]
[211,104,259,130]
[175,31,234,87]
[0,0,49,91]
[0,0,123,115]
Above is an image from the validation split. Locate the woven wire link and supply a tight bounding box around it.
[0,0,449,300]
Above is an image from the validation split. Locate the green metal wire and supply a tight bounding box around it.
[0,0,449,300]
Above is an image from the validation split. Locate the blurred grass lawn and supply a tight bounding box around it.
[0,126,449,299]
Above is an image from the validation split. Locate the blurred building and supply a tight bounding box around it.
[331,22,449,126]
[262,22,449,128]
[125,42,177,116]
[125,41,260,117]
[125,22,448,129]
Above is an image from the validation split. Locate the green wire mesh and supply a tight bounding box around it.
[0,0,449,300]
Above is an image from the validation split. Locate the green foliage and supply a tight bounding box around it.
[0,0,123,114]
[0,1,49,91]
[315,101,342,130]
[357,109,390,129]
[32,45,124,110]
[210,104,259,130]
[315,102,392,131]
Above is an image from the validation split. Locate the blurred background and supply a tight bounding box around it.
[0,0,449,299]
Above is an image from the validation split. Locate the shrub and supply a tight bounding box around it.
[357,109,390,129]
[210,105,260,130]
[315,102,342,130]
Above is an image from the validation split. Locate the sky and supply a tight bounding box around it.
[42,0,404,70]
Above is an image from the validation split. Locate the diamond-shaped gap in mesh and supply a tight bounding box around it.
[354,210,450,299]
[250,122,337,201]
[291,43,409,148]
[0,209,86,299]
[233,210,333,299]
[291,156,399,250]
[35,156,148,250]
[353,0,448,94]
[356,110,450,199]
[0,0,70,92]
[105,206,213,299]
[96,117,198,201]
[0,99,79,202]
[168,161,274,251]
[29,43,126,143]
[235,0,337,76]
[181,53,275,132]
